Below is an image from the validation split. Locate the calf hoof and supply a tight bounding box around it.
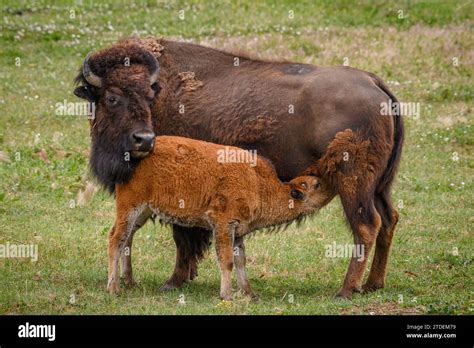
[245,289,259,300]
[237,288,258,300]
[249,292,259,301]
[362,281,384,293]
[123,277,136,288]
[107,280,120,294]
[220,291,233,301]
[336,286,362,299]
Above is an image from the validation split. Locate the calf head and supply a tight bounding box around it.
[74,44,161,192]
[289,176,335,212]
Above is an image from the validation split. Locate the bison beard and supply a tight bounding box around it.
[89,136,140,194]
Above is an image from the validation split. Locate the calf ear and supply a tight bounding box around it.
[74,86,97,102]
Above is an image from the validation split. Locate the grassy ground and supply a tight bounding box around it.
[0,0,472,315]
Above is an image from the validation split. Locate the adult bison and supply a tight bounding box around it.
[74,37,403,298]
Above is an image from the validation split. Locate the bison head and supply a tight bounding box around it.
[74,44,161,192]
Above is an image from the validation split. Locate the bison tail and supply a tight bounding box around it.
[372,76,405,193]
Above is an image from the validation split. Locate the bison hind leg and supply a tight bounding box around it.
[363,184,399,292]
[336,194,382,299]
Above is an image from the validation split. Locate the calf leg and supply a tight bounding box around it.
[107,221,127,294]
[337,198,382,299]
[233,236,255,298]
[122,233,135,286]
[214,222,235,301]
[363,191,399,291]
[121,234,135,287]
[120,210,151,287]
[108,206,150,294]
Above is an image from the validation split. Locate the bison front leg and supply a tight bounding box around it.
[161,225,212,292]
[160,225,191,291]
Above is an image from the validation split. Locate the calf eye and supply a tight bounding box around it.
[315,182,321,189]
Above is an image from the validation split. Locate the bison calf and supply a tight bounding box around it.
[107,136,334,300]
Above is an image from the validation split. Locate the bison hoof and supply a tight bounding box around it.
[160,283,178,292]
[189,268,198,281]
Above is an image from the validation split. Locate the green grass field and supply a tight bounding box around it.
[0,0,472,314]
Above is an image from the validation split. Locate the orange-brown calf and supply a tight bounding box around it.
[107,136,334,300]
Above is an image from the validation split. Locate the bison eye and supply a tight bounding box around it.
[151,82,160,92]
[107,96,118,105]
[315,182,321,190]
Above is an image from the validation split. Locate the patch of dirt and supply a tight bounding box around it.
[94,210,114,218]
[76,181,98,206]
[0,150,10,162]
[436,112,470,128]
[340,302,426,315]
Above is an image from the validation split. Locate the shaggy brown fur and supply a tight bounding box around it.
[107,136,334,300]
[74,37,404,298]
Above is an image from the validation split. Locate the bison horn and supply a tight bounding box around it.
[149,69,159,85]
[82,53,103,88]
[148,54,160,85]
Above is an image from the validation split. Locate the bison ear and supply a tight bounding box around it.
[74,86,97,102]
